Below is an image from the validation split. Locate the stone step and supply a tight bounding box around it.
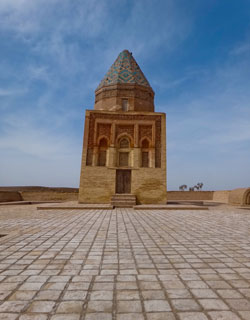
[114,204,134,208]
[112,194,135,196]
[111,194,136,208]
[111,198,136,202]
[111,194,136,199]
[112,201,136,206]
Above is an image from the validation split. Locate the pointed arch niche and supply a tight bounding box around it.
[117,135,131,167]
[140,137,151,168]
[98,137,108,166]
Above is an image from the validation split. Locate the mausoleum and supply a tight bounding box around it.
[79,50,166,205]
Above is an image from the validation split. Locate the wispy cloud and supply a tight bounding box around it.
[230,42,250,56]
[165,38,250,189]
[0,1,249,189]
[0,87,27,96]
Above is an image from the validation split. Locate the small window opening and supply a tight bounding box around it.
[141,139,149,148]
[98,151,107,166]
[98,138,108,166]
[122,99,129,111]
[141,138,150,168]
[86,149,93,166]
[99,138,108,148]
[142,152,149,168]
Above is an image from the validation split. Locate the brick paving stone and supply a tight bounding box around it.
[34,290,62,300]
[161,280,185,289]
[90,290,113,300]
[117,290,140,300]
[117,300,142,313]
[50,315,80,320]
[0,314,19,320]
[19,315,48,320]
[239,289,250,298]
[19,283,43,291]
[172,299,201,311]
[207,280,232,289]
[0,301,28,312]
[0,283,19,290]
[208,311,241,319]
[56,301,83,313]
[26,276,49,283]
[199,299,229,310]
[166,289,192,299]
[84,313,112,320]
[217,289,243,299]
[62,290,87,300]
[185,281,209,288]
[9,290,37,301]
[0,291,12,300]
[28,301,55,313]
[178,312,209,320]
[117,314,145,320]
[43,282,67,290]
[146,313,176,320]
[238,311,250,320]
[0,206,250,319]
[225,298,250,310]
[116,281,137,289]
[92,282,113,290]
[144,299,171,312]
[191,289,218,298]
[86,300,112,312]
[141,290,166,300]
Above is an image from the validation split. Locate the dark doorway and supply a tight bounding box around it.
[116,170,131,194]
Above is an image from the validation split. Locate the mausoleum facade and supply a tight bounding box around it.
[79,50,166,205]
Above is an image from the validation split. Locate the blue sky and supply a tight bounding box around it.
[0,0,250,190]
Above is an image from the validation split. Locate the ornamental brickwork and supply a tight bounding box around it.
[79,50,166,205]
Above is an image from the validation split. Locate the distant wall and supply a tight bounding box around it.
[0,191,22,202]
[167,191,230,203]
[229,188,250,206]
[167,191,214,201]
[21,191,78,202]
[213,190,230,203]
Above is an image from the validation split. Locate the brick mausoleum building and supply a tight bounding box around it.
[79,50,166,205]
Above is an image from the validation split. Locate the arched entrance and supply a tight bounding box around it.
[245,189,250,205]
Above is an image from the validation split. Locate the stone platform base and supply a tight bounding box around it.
[37,204,113,210]
[134,204,208,210]
[0,201,59,206]
[36,201,208,211]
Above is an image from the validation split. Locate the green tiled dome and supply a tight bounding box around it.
[96,50,151,90]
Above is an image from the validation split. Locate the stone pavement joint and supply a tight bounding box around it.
[0,205,250,319]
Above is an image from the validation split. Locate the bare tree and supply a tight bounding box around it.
[179,184,187,191]
[196,182,204,190]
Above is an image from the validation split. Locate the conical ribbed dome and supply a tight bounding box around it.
[96,50,151,90]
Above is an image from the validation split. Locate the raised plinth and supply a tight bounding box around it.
[111,194,136,208]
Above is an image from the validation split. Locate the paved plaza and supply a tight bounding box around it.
[0,205,250,319]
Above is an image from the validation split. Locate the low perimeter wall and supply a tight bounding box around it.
[2,188,249,205]
[212,191,230,203]
[21,191,78,202]
[167,191,214,201]
[0,191,22,202]
[167,191,230,203]
[0,188,79,203]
